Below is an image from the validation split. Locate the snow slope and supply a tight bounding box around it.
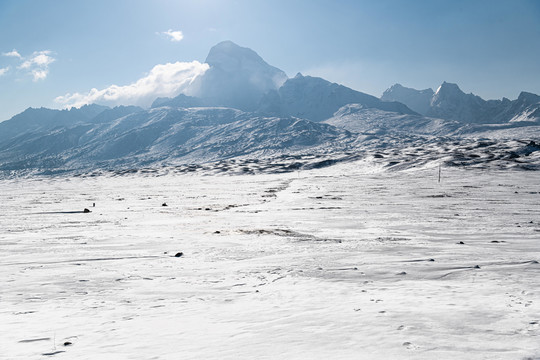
[323,103,459,136]
[0,106,355,174]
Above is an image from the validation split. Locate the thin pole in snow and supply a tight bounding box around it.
[438,164,441,183]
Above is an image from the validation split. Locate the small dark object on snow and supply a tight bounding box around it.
[162,203,168,207]
[93,203,95,207]
[428,258,435,262]
[397,271,407,275]
[83,208,91,213]
[174,252,183,258]
[63,341,72,346]
[457,241,465,244]
[214,231,221,234]
[474,265,481,269]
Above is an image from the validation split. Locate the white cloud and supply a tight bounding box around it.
[0,67,9,76]
[19,50,55,70]
[31,69,48,81]
[3,49,22,58]
[55,61,209,109]
[2,50,56,81]
[162,29,184,42]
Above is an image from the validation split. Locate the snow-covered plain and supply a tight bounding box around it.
[1,161,539,359]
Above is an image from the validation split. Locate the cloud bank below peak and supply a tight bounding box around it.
[55,61,209,109]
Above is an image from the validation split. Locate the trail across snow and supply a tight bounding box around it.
[1,163,539,359]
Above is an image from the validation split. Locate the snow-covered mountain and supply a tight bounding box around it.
[190,41,287,111]
[258,73,417,122]
[152,42,417,122]
[323,104,459,136]
[381,83,434,115]
[150,94,202,109]
[428,82,494,123]
[0,104,110,144]
[0,106,357,174]
[382,82,540,124]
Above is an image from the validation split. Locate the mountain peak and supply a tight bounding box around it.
[205,41,261,68]
[209,40,238,49]
[517,91,540,104]
[381,83,434,115]
[389,83,404,90]
[195,41,288,111]
[428,82,490,123]
[435,82,463,96]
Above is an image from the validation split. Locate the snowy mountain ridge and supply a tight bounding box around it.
[382,81,540,124]
[0,106,358,175]
[1,41,540,176]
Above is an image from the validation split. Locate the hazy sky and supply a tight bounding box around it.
[1,0,540,121]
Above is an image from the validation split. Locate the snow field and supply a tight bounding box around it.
[1,164,539,359]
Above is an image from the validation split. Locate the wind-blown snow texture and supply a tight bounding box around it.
[1,163,539,359]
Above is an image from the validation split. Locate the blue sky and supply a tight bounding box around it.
[1,0,539,121]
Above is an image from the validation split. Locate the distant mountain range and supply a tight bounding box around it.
[382,82,540,124]
[0,41,539,175]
